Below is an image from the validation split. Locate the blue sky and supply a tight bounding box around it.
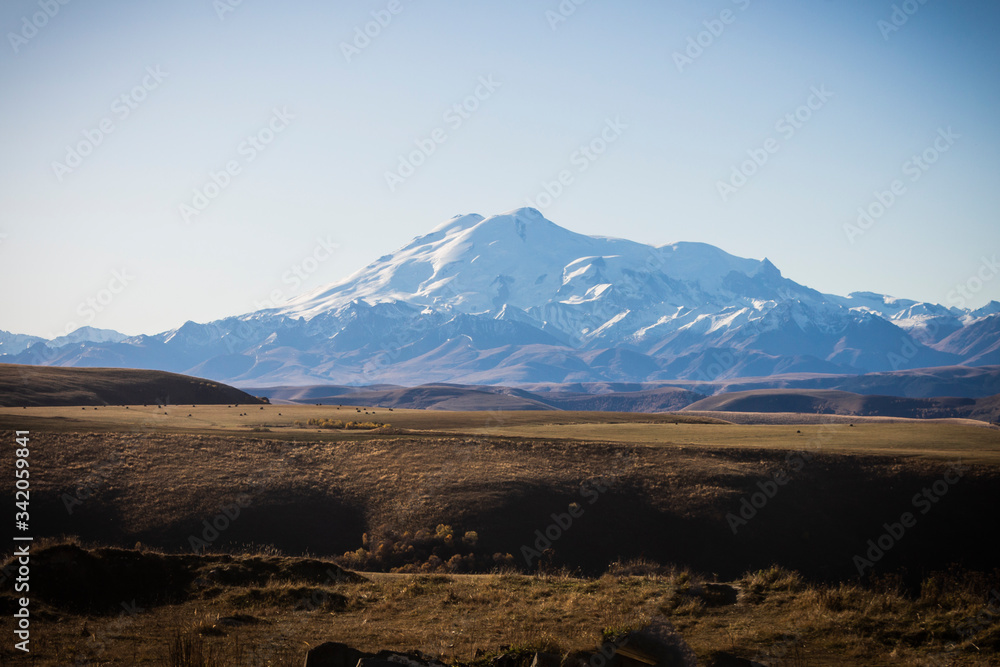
[1,0,998,337]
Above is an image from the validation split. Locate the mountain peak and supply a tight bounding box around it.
[503,206,545,220]
[426,208,548,243]
[48,326,128,348]
[429,213,484,235]
[970,300,1000,319]
[461,207,564,244]
[277,208,796,326]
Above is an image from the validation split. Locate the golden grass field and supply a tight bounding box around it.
[1,404,999,665]
[0,403,720,434]
[4,403,998,463]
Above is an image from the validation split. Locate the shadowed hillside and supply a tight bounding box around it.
[0,363,266,407]
[10,427,999,582]
[683,388,1000,423]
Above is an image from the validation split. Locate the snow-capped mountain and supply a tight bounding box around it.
[273,209,782,329]
[0,327,128,356]
[0,330,46,356]
[48,326,129,348]
[4,208,999,386]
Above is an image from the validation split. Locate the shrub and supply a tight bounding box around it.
[337,524,513,574]
[740,565,803,598]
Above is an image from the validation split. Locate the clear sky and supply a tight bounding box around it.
[2,0,998,338]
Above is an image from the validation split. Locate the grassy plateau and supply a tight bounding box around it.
[0,402,998,665]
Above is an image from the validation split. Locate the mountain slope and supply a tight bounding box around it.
[0,330,45,355]
[934,314,1000,365]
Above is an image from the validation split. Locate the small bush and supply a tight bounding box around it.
[606,557,676,578]
[337,524,513,573]
[307,418,345,429]
[306,418,387,430]
[740,565,802,597]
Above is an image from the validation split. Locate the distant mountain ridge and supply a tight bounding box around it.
[250,377,1000,422]
[3,208,999,386]
[0,327,126,356]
